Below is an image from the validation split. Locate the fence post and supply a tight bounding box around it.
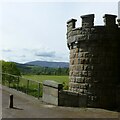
[9,94,13,108]
[17,76,19,91]
[26,80,29,94]
[38,83,40,99]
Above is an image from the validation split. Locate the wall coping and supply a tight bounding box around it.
[43,80,63,89]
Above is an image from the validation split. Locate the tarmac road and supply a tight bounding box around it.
[1,85,119,118]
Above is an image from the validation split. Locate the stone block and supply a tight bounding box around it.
[84,65,88,70]
[42,80,63,105]
[84,52,90,57]
[79,94,87,107]
[81,71,88,77]
[76,77,85,83]
[75,48,79,52]
[84,77,91,83]
[43,86,58,97]
[70,59,74,65]
[79,48,84,52]
[59,90,79,107]
[80,59,86,64]
[75,53,78,58]
[59,90,87,107]
[72,30,77,35]
[80,53,84,57]
[74,58,78,64]
[88,71,92,77]
[42,93,58,105]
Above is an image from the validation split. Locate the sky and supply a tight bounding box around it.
[0,0,119,63]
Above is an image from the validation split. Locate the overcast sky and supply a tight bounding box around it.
[0,0,119,63]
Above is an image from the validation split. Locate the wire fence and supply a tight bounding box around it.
[1,73,42,99]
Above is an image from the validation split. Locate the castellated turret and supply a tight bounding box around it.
[67,14,120,108]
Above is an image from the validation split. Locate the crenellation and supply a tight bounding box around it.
[81,14,94,28]
[67,19,77,32]
[118,19,120,26]
[103,14,117,26]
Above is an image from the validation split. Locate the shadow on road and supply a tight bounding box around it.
[6,106,23,110]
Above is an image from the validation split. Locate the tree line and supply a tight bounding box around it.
[1,60,69,76]
[18,64,69,75]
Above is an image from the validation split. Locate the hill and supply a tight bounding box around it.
[15,61,69,75]
[24,61,69,68]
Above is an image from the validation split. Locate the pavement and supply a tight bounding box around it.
[1,85,120,118]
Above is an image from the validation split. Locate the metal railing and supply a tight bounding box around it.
[0,73,42,99]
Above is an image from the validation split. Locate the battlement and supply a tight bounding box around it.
[67,14,118,30]
[103,14,117,26]
[67,14,120,47]
[81,14,94,28]
[118,19,120,26]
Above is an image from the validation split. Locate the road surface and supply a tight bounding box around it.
[1,85,119,118]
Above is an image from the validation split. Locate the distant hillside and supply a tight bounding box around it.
[24,61,69,68]
[15,61,69,75]
[15,63,33,74]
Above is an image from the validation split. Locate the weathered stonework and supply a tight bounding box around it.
[67,14,120,109]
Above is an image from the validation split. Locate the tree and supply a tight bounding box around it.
[1,60,21,86]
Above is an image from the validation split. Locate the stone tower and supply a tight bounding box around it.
[67,14,120,108]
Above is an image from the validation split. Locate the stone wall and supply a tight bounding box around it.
[42,80,87,107]
[67,14,120,109]
[59,90,87,107]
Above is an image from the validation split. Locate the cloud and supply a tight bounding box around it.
[35,51,56,58]
[2,49,12,52]
[19,55,26,58]
[119,1,120,18]
[1,48,69,63]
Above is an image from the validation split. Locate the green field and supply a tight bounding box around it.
[22,75,69,84]
[21,75,69,97]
